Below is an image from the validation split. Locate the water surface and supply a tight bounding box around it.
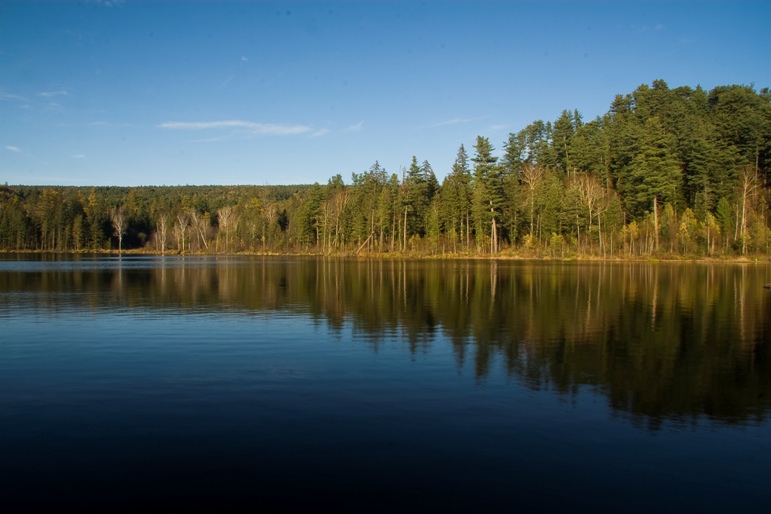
[1,255,770,509]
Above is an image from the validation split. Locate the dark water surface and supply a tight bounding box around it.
[1,255,770,510]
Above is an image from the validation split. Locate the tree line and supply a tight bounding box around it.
[2,80,770,257]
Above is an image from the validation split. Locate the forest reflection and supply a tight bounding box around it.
[3,256,770,428]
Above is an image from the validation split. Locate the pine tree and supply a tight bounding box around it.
[471,136,502,253]
[625,117,683,218]
[552,109,578,175]
[440,145,473,250]
[403,156,429,238]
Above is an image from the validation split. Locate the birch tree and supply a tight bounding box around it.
[110,206,128,253]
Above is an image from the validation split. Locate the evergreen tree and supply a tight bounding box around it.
[377,174,400,251]
[551,109,579,174]
[349,161,388,250]
[441,145,473,250]
[624,116,683,218]
[403,156,429,238]
[471,136,502,253]
[296,183,324,248]
[422,160,439,202]
[571,117,611,185]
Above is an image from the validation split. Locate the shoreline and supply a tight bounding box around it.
[2,248,769,264]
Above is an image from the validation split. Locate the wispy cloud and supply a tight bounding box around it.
[311,129,331,138]
[159,120,313,136]
[0,91,27,103]
[632,23,666,33]
[2,89,67,111]
[89,0,124,7]
[4,145,48,165]
[86,121,132,128]
[72,154,87,159]
[425,116,489,128]
[344,121,364,132]
[38,90,69,98]
[241,56,249,63]
[486,124,507,132]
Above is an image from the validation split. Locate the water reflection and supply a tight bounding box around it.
[1,256,769,427]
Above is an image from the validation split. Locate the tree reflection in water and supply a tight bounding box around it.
[1,256,769,428]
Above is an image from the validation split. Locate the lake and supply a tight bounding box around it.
[1,255,770,510]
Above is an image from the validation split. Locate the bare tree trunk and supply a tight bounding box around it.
[391,209,397,252]
[356,232,374,255]
[653,196,659,252]
[403,207,408,252]
[466,212,470,249]
[598,210,602,257]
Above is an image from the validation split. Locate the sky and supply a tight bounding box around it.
[1,0,770,187]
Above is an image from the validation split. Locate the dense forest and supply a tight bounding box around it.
[2,80,771,258]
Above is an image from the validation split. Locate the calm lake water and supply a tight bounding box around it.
[1,255,770,510]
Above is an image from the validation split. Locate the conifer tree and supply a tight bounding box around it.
[441,145,473,250]
[625,116,683,218]
[403,156,429,238]
[472,136,502,253]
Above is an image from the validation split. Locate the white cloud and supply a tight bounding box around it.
[0,91,27,102]
[4,145,47,165]
[2,89,68,111]
[38,90,69,98]
[241,56,249,63]
[426,116,489,128]
[344,121,364,132]
[73,154,87,159]
[486,124,507,132]
[430,118,463,128]
[159,120,313,136]
[311,129,331,138]
[87,121,131,128]
[632,23,665,33]
[90,0,124,6]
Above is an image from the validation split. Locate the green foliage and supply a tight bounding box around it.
[624,117,683,217]
[471,136,503,252]
[1,80,770,258]
[439,145,473,251]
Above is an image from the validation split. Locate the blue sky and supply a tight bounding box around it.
[1,0,769,187]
